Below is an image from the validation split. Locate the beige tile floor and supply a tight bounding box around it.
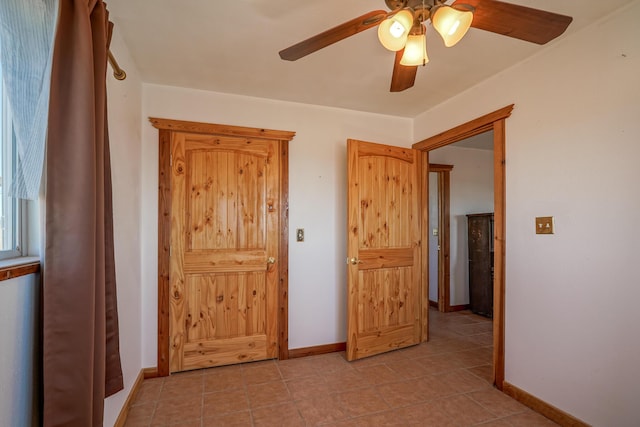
[124,309,558,426]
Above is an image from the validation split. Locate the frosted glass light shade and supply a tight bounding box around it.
[432,5,473,47]
[400,34,429,66]
[377,9,414,51]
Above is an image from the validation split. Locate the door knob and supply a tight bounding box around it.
[348,257,361,265]
[267,257,276,265]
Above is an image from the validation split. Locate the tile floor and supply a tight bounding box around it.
[124,309,558,426]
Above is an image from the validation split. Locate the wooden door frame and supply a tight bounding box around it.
[150,117,296,377]
[413,104,514,390]
[428,164,453,313]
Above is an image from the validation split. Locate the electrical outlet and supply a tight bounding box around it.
[296,228,304,242]
[535,216,554,234]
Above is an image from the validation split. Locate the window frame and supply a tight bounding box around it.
[0,68,25,261]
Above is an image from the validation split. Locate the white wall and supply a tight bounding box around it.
[429,145,494,306]
[0,273,39,427]
[103,31,144,426]
[140,85,412,361]
[414,2,640,425]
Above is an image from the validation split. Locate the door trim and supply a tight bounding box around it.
[413,104,514,389]
[150,117,296,376]
[428,164,453,313]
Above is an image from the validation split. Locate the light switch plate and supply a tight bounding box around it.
[535,216,554,234]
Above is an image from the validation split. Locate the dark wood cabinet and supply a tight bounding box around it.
[467,213,494,318]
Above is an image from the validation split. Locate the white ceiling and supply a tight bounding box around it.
[107,0,634,118]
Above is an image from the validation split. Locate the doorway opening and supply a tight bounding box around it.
[413,104,513,389]
[429,130,495,315]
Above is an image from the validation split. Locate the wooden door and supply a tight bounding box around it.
[346,139,423,361]
[169,131,279,372]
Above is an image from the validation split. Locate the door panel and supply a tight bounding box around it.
[347,139,423,361]
[170,132,279,372]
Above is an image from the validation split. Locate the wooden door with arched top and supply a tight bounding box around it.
[346,139,423,361]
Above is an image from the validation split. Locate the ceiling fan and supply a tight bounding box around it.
[279,0,573,92]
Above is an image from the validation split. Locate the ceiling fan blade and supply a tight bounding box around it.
[453,0,573,45]
[279,10,388,61]
[390,49,417,92]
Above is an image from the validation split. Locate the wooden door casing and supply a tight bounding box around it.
[347,139,423,361]
[428,164,453,313]
[412,104,513,389]
[152,118,295,376]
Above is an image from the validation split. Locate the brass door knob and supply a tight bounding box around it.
[349,257,361,265]
[267,257,276,265]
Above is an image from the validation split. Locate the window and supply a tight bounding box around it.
[0,63,23,260]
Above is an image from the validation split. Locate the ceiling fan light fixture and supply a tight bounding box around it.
[400,29,429,67]
[378,9,414,51]
[431,5,473,47]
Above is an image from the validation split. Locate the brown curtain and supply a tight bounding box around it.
[43,0,123,425]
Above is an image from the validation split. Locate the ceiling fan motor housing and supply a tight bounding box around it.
[385,0,439,11]
[385,0,438,24]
